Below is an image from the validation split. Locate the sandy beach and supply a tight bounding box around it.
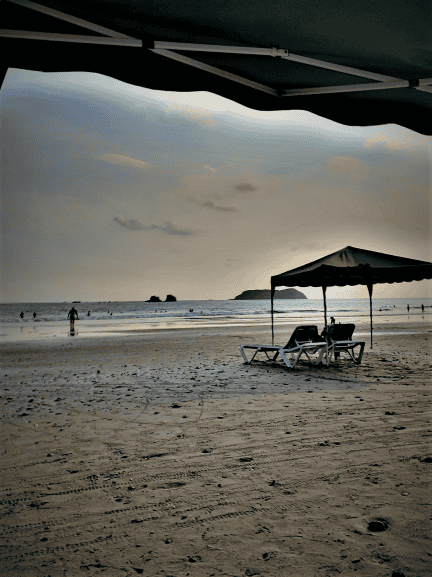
[1,319,431,576]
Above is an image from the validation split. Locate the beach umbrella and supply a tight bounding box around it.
[270,246,432,348]
[1,0,431,134]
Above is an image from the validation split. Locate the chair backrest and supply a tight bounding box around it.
[328,323,355,341]
[284,325,321,349]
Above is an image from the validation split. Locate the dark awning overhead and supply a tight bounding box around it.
[271,247,432,289]
[1,0,431,134]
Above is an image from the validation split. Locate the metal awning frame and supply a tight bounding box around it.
[2,0,431,97]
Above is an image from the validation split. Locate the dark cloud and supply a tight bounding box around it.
[234,183,257,192]
[188,197,238,212]
[113,217,145,230]
[113,217,193,235]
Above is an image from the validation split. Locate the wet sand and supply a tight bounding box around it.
[1,320,431,576]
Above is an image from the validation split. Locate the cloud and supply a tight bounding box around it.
[203,164,217,173]
[95,154,152,169]
[326,156,372,180]
[113,217,193,235]
[362,128,431,152]
[188,197,238,212]
[113,217,145,230]
[166,103,218,128]
[234,183,258,192]
[363,135,409,151]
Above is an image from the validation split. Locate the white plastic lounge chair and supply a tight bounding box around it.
[239,325,329,369]
[327,323,365,364]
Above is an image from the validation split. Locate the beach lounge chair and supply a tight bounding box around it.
[327,323,365,364]
[239,325,329,369]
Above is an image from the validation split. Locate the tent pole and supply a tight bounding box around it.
[271,284,275,345]
[367,283,373,348]
[322,285,327,329]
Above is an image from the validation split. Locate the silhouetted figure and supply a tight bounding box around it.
[33,312,37,319]
[407,304,410,313]
[330,316,335,325]
[68,306,79,326]
[87,311,91,316]
[421,304,425,313]
[19,311,24,319]
[189,309,193,312]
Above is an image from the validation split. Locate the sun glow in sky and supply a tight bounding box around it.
[1,68,431,302]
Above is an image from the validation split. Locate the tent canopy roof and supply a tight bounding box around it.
[1,0,431,134]
[271,246,432,288]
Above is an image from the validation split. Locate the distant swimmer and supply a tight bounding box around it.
[421,304,425,313]
[68,306,79,326]
[19,311,24,319]
[189,308,193,312]
[407,304,410,313]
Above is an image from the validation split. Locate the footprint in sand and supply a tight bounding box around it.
[367,518,389,532]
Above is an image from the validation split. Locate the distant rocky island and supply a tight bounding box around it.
[146,295,177,302]
[233,288,307,300]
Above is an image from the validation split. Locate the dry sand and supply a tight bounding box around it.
[1,320,431,576]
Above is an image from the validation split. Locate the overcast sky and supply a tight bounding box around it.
[1,68,431,303]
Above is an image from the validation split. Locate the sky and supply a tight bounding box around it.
[1,68,431,303]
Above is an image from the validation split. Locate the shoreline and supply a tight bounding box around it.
[1,316,431,346]
[1,322,431,575]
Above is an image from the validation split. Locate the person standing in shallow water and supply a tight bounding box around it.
[68,306,79,326]
[407,304,410,313]
[421,304,425,313]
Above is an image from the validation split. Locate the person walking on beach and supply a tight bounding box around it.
[407,304,410,313]
[421,304,425,313]
[19,311,24,319]
[68,306,79,326]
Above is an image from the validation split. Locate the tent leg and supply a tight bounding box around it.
[322,285,328,330]
[271,285,275,346]
[367,283,373,349]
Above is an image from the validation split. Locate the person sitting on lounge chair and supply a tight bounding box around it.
[326,323,365,364]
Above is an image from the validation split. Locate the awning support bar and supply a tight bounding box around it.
[5,0,136,39]
[0,30,141,46]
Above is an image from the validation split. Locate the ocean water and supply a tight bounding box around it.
[0,298,430,343]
